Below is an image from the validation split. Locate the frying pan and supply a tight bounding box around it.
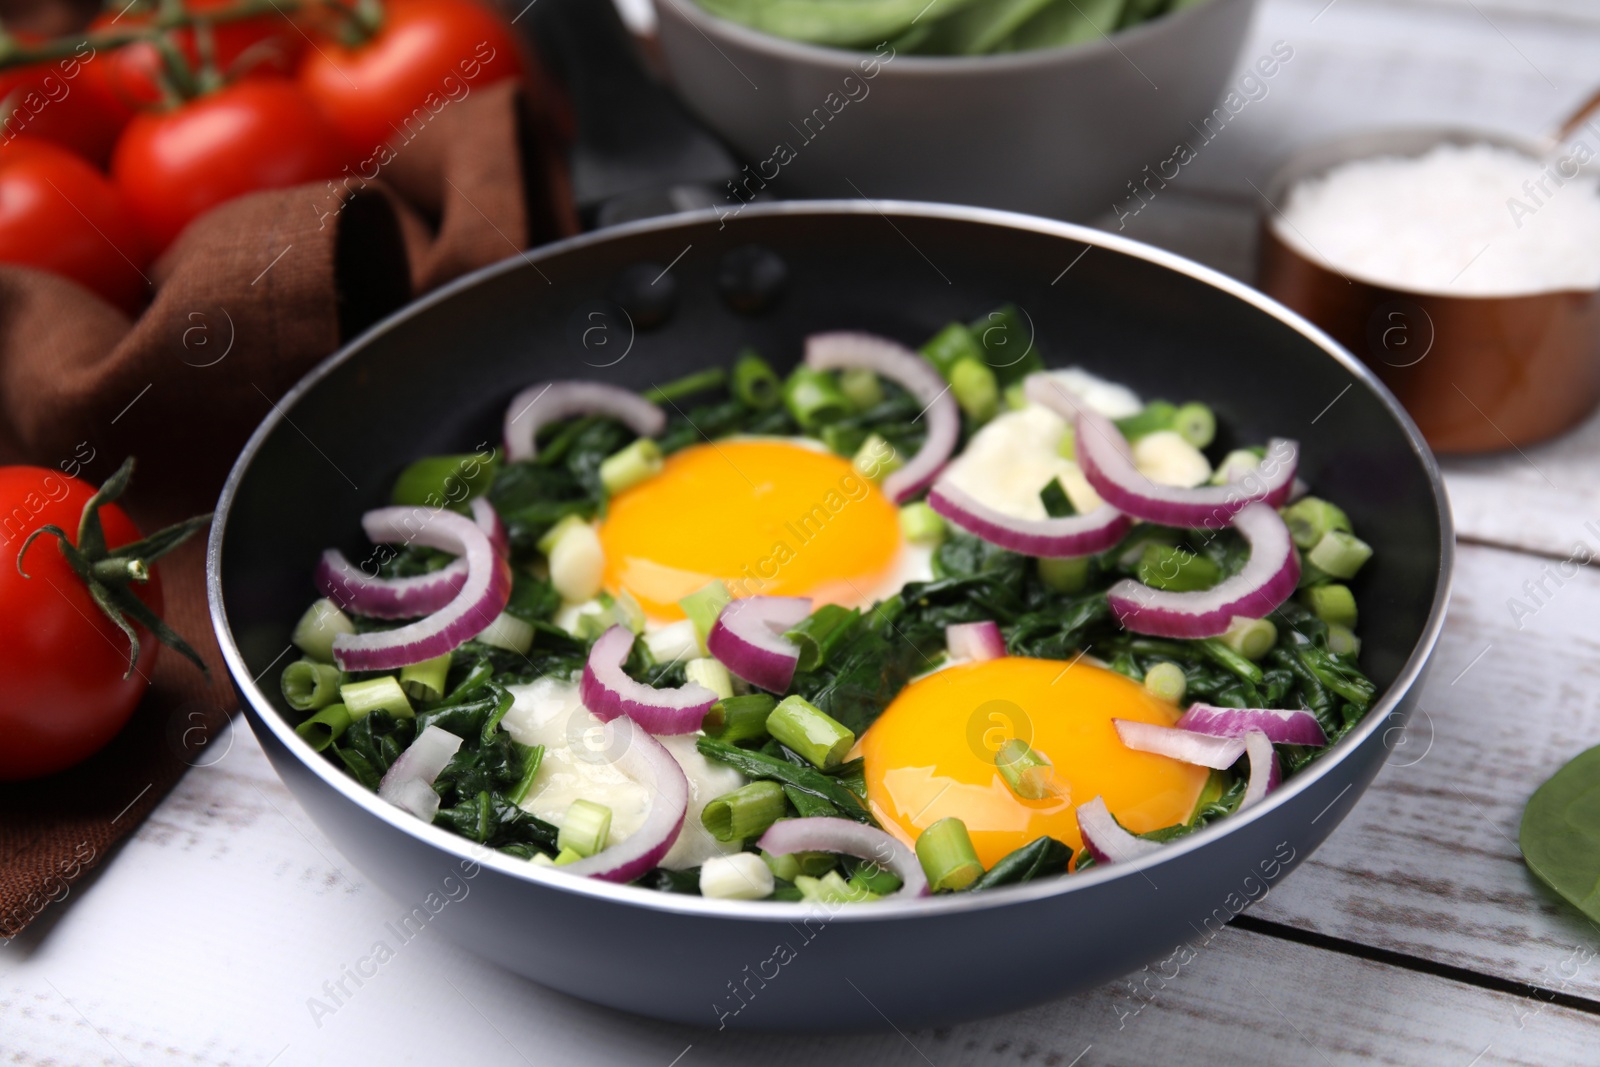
[208,201,1452,1031]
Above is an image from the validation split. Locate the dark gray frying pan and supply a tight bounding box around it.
[207,201,1451,1031]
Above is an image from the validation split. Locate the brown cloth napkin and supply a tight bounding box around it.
[0,76,577,937]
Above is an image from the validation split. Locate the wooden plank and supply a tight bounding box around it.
[1252,541,1600,1002]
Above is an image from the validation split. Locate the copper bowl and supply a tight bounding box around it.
[1257,125,1600,454]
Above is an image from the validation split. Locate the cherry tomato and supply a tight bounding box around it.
[80,0,310,124]
[111,77,348,253]
[0,138,149,314]
[298,0,522,158]
[0,35,128,166]
[0,466,161,781]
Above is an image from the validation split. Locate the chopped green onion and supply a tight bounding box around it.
[949,358,999,422]
[547,520,604,602]
[1219,616,1278,660]
[281,658,342,712]
[1304,583,1357,629]
[536,513,588,556]
[291,598,355,663]
[839,366,884,411]
[558,799,612,858]
[1172,402,1215,448]
[529,851,556,867]
[1327,623,1362,657]
[340,676,414,720]
[848,861,903,896]
[643,367,726,404]
[919,322,983,377]
[968,304,1043,384]
[761,848,836,882]
[390,451,499,510]
[1115,400,1177,440]
[1058,424,1076,460]
[1137,544,1220,592]
[508,744,544,806]
[1037,556,1090,593]
[995,739,1056,800]
[1209,448,1262,485]
[399,653,453,702]
[899,501,946,545]
[476,610,536,655]
[852,433,902,484]
[819,423,867,458]
[784,366,851,429]
[552,847,584,866]
[1307,530,1372,579]
[706,693,777,743]
[599,438,664,496]
[294,703,351,751]
[767,695,855,770]
[1143,661,1187,704]
[916,817,985,891]
[679,580,732,645]
[795,870,879,905]
[784,604,860,673]
[732,350,782,409]
[1004,381,1028,411]
[612,589,646,635]
[685,657,734,700]
[1039,477,1076,518]
[1281,497,1353,550]
[701,781,788,842]
[700,853,776,900]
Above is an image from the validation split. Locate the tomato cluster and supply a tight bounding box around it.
[0,0,524,313]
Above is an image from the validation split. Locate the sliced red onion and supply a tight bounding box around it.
[928,479,1131,558]
[378,725,463,821]
[805,332,958,503]
[1113,719,1246,770]
[580,625,718,735]
[946,620,1005,662]
[331,508,511,671]
[1107,502,1299,638]
[1177,703,1328,747]
[1239,731,1282,811]
[1027,375,1298,527]
[706,596,813,693]
[1076,796,1162,865]
[502,381,665,463]
[757,817,928,898]
[560,716,689,883]
[316,497,507,620]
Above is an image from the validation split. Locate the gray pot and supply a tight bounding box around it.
[651,0,1260,220]
[208,201,1451,1032]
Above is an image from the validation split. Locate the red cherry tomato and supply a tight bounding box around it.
[0,35,128,166]
[0,138,149,314]
[111,77,348,253]
[298,0,522,158]
[0,467,161,780]
[81,0,310,123]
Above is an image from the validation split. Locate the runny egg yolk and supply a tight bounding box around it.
[598,439,902,620]
[859,657,1207,867]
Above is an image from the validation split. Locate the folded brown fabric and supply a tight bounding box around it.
[0,77,576,937]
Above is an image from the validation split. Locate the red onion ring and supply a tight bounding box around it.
[560,716,690,883]
[1076,796,1162,865]
[330,507,511,671]
[946,620,1005,662]
[805,332,958,503]
[1113,719,1246,770]
[928,479,1131,558]
[378,725,463,821]
[1239,731,1281,811]
[707,596,813,693]
[1107,502,1300,638]
[315,498,507,620]
[757,817,929,898]
[1025,375,1298,528]
[580,625,719,735]
[1177,703,1328,747]
[502,381,665,463]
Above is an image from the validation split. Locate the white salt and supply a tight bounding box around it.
[1273,141,1600,297]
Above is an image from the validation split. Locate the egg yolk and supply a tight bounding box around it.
[859,657,1207,866]
[598,439,902,620]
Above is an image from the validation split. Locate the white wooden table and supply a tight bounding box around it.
[8,0,1600,1062]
